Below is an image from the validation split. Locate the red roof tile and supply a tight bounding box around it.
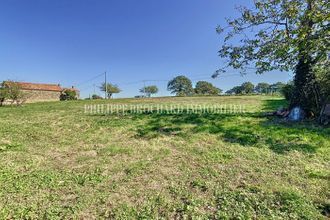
[5,81,62,92]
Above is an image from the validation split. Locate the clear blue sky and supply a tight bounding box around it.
[0,0,292,98]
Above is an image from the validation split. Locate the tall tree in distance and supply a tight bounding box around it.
[270,82,286,94]
[195,81,222,95]
[167,75,194,96]
[226,86,243,95]
[140,85,159,97]
[214,0,329,112]
[255,83,270,94]
[240,82,255,94]
[226,82,256,95]
[100,83,121,99]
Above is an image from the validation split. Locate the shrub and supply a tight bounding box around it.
[60,89,77,101]
[281,82,295,102]
[2,81,27,106]
[92,94,103,100]
[0,86,8,106]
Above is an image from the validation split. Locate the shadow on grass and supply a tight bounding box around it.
[262,98,288,112]
[131,106,328,155]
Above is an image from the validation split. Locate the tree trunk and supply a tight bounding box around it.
[290,0,321,115]
[291,54,320,114]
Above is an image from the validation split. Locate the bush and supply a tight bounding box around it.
[92,94,103,100]
[0,87,8,106]
[60,90,77,101]
[2,81,27,106]
[317,71,330,104]
[281,82,295,102]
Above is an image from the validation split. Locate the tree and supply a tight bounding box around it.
[100,83,121,98]
[140,85,159,97]
[240,82,255,94]
[226,86,243,95]
[214,0,329,112]
[167,75,194,96]
[269,82,286,94]
[195,81,222,95]
[255,83,270,94]
[60,89,77,101]
[226,82,254,95]
[3,81,27,105]
[0,84,8,106]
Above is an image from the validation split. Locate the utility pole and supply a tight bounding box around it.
[104,71,107,99]
[143,80,146,97]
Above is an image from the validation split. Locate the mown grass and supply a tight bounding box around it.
[0,96,329,219]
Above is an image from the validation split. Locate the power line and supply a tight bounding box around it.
[75,72,105,87]
[104,71,107,99]
[77,71,253,88]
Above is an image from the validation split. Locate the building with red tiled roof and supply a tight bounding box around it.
[3,81,79,103]
[14,82,63,92]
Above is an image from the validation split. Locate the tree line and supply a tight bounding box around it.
[96,75,293,99]
[93,75,223,99]
[226,82,289,95]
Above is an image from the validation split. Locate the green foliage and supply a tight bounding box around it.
[255,82,270,94]
[92,94,103,99]
[0,85,8,106]
[60,89,77,101]
[315,62,330,103]
[226,82,254,94]
[226,86,242,95]
[241,82,255,94]
[167,75,194,96]
[140,85,159,97]
[215,0,329,112]
[100,83,121,98]
[270,82,286,94]
[194,81,222,95]
[2,81,26,106]
[281,81,295,102]
[216,0,328,74]
[291,56,321,112]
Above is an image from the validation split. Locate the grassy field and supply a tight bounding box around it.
[0,96,329,219]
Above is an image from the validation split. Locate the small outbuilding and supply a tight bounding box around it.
[3,81,79,103]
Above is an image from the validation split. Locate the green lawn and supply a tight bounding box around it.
[0,96,329,219]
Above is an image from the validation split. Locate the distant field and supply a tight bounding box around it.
[0,96,329,219]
